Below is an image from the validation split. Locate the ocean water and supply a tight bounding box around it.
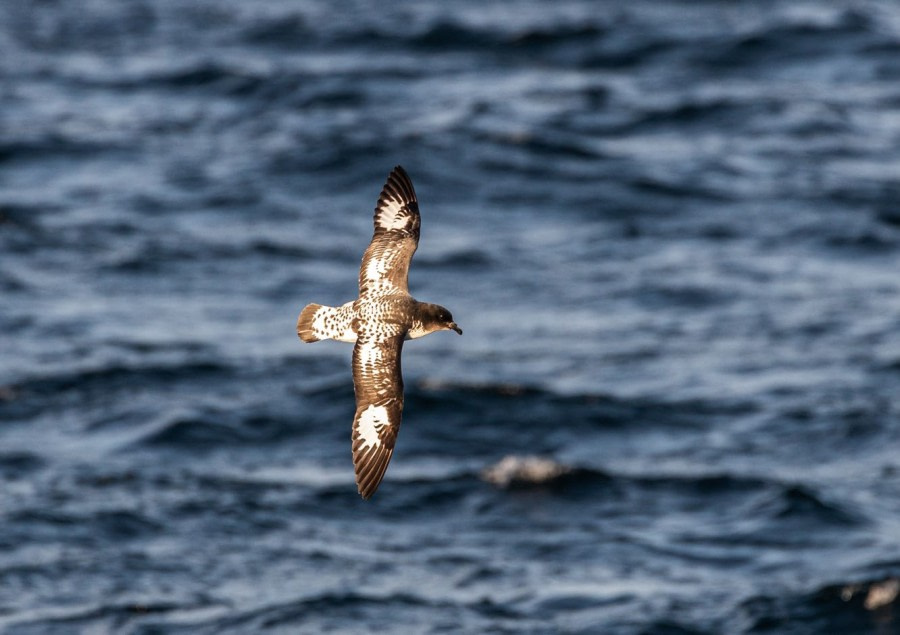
[2,1,900,633]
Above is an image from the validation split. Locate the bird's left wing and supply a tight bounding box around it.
[350,322,406,499]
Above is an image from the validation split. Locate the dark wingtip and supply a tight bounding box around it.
[387,166,415,199]
[353,441,393,501]
[356,472,381,500]
[373,166,418,230]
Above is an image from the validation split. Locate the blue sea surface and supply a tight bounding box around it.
[1,1,900,633]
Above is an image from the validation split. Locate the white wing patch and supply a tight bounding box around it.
[364,255,389,287]
[377,197,415,231]
[356,336,384,369]
[356,404,387,451]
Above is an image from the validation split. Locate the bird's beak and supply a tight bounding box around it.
[449,323,462,335]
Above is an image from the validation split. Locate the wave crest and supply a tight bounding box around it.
[482,455,571,488]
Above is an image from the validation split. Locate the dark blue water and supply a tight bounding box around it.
[2,1,900,633]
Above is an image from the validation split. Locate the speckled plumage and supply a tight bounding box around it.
[297,166,462,500]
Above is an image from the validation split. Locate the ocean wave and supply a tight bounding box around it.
[100,237,318,272]
[415,248,493,269]
[12,361,233,398]
[767,485,864,527]
[329,18,675,70]
[0,597,219,634]
[0,451,45,477]
[841,578,900,611]
[0,137,122,163]
[138,414,267,448]
[240,13,310,46]
[201,591,451,634]
[7,507,162,543]
[411,379,757,431]
[741,575,899,634]
[699,9,876,70]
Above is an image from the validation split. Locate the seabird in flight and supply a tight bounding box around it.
[297,166,462,499]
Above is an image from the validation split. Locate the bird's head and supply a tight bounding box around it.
[423,303,462,335]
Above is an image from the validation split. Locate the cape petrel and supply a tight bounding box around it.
[297,166,462,500]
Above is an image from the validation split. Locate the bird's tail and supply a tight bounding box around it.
[297,303,325,342]
[297,302,357,343]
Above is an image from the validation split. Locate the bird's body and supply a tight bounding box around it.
[297,166,462,500]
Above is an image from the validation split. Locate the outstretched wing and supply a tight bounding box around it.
[351,322,405,499]
[358,166,421,298]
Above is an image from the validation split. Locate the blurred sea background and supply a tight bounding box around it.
[2,1,900,633]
